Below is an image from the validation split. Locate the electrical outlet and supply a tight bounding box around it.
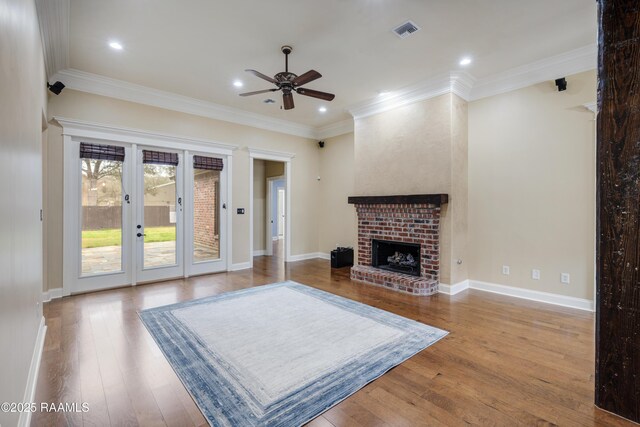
[532,269,541,280]
[561,273,570,284]
[502,265,510,275]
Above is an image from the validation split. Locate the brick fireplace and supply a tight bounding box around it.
[348,194,448,296]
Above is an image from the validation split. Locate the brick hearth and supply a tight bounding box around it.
[348,196,446,296]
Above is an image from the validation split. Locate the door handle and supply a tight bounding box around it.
[178,197,182,206]
[137,233,146,237]
[222,203,227,209]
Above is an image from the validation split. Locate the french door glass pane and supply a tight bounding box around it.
[81,159,123,275]
[193,169,220,262]
[143,164,177,268]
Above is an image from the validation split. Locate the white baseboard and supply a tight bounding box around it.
[287,252,331,262]
[438,280,470,295]
[42,288,63,302]
[230,262,251,271]
[439,279,594,311]
[469,280,594,312]
[252,249,266,257]
[19,316,47,427]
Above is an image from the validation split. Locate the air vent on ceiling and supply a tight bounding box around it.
[393,20,420,39]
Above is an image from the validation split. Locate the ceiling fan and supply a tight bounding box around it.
[240,45,335,110]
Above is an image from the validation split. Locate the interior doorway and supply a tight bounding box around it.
[266,174,286,259]
[252,159,286,262]
[249,150,292,268]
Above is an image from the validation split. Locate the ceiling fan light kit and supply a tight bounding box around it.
[240,45,335,110]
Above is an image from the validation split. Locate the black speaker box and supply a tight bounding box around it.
[331,247,353,268]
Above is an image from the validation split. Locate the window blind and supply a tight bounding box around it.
[79,142,125,161]
[142,150,179,166]
[193,155,223,171]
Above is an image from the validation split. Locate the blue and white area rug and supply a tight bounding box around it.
[139,281,448,426]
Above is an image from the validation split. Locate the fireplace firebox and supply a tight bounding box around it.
[372,239,421,277]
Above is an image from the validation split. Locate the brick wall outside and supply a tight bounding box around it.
[193,170,219,249]
[351,203,441,295]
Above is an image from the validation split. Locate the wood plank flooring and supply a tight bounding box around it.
[34,251,634,426]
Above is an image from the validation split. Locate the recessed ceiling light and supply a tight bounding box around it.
[459,57,472,66]
[109,41,123,50]
[318,106,327,113]
[233,80,243,88]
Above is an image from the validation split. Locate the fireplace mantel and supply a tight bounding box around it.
[347,194,448,206]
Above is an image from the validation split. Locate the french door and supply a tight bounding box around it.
[68,140,229,294]
[136,148,184,283]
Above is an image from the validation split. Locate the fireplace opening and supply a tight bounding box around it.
[371,239,420,277]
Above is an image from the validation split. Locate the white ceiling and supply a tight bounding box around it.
[64,0,596,128]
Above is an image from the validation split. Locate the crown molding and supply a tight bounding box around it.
[347,72,475,120]
[346,44,596,120]
[469,44,597,101]
[315,119,354,140]
[54,116,239,155]
[35,0,69,80]
[49,43,596,140]
[52,69,319,139]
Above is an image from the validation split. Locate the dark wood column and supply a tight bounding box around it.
[595,0,640,423]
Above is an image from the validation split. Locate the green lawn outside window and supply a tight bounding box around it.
[82,226,176,248]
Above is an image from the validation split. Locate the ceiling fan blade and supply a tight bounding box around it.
[283,92,294,110]
[239,89,278,97]
[292,70,322,87]
[245,69,278,84]
[295,87,335,101]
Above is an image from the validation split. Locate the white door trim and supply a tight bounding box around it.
[248,149,294,267]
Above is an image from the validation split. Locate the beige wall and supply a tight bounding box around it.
[0,0,47,425]
[318,133,357,254]
[468,70,596,299]
[41,66,597,303]
[45,89,321,290]
[354,94,452,196]
[449,95,469,284]
[265,161,284,178]
[353,94,468,284]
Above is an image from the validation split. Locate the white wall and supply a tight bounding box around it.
[0,0,47,425]
[468,70,596,299]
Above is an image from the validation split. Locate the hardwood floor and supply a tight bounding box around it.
[34,252,633,426]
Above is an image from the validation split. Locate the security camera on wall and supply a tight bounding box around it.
[47,81,65,95]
